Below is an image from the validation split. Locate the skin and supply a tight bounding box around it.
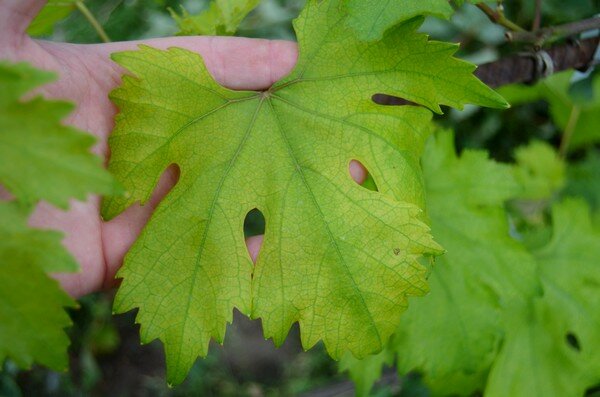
[1,0,367,297]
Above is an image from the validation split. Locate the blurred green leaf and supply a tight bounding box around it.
[512,141,566,200]
[0,202,77,371]
[339,349,393,397]
[0,62,120,208]
[170,0,260,35]
[486,199,600,397]
[28,0,78,36]
[392,131,539,396]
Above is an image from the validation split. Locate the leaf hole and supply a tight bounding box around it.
[372,94,421,107]
[244,209,265,264]
[244,208,265,238]
[349,160,378,192]
[141,163,180,210]
[566,332,581,352]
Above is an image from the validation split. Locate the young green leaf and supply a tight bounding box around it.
[104,0,506,384]
[170,0,260,36]
[0,202,77,371]
[0,62,119,209]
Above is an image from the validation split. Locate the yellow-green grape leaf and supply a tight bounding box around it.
[104,0,506,385]
[0,62,119,209]
[486,199,600,397]
[345,0,454,41]
[27,0,78,37]
[0,202,77,370]
[170,0,260,36]
[512,140,566,200]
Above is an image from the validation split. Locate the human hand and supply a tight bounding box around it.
[0,0,366,297]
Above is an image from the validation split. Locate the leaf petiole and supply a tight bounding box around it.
[75,1,111,43]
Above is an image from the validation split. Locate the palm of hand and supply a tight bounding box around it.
[1,0,365,297]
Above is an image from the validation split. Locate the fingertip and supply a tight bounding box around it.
[267,40,298,85]
[245,234,264,264]
[349,160,367,185]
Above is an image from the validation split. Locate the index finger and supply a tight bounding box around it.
[89,36,299,91]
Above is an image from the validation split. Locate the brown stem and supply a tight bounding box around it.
[533,0,542,30]
[507,16,600,44]
[476,3,526,32]
[475,36,600,88]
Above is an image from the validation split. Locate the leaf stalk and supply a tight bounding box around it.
[75,1,111,43]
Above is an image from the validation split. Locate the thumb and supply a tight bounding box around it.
[1,0,46,40]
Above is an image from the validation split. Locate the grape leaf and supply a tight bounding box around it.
[0,62,119,208]
[104,0,506,384]
[344,0,454,41]
[486,199,600,397]
[0,202,77,371]
[27,0,78,37]
[170,0,260,36]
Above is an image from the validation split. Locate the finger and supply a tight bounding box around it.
[349,160,367,185]
[246,235,264,264]
[89,36,298,91]
[101,165,179,289]
[32,199,105,298]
